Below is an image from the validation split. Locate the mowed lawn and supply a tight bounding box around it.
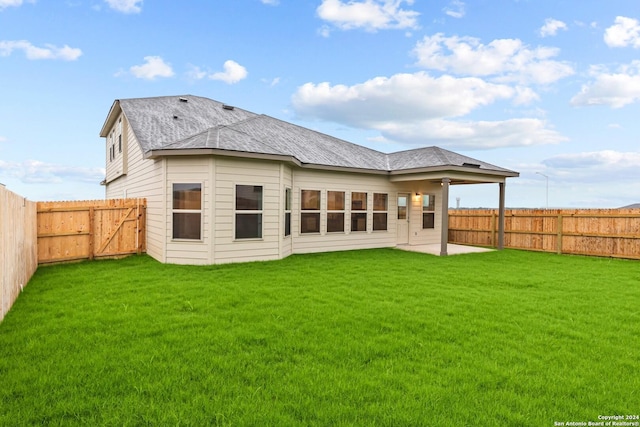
[0,249,638,426]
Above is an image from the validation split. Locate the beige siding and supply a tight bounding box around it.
[406,183,443,246]
[164,157,212,265]
[105,118,446,265]
[292,169,397,254]
[280,165,293,259]
[104,112,127,184]
[105,116,165,262]
[212,158,283,264]
[291,170,444,254]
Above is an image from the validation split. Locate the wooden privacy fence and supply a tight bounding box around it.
[449,209,640,260]
[1,186,38,322]
[37,198,146,264]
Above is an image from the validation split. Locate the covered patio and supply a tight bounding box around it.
[390,159,519,256]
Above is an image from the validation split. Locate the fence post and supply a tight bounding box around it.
[491,212,497,248]
[556,214,563,254]
[88,206,95,260]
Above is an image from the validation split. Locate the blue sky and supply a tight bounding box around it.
[1,0,639,208]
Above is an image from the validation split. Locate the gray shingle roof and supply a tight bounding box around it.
[114,94,517,175]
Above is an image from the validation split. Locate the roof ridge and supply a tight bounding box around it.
[256,113,387,158]
[432,146,452,165]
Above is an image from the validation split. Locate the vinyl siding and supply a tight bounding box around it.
[280,165,293,259]
[165,157,212,265]
[104,113,127,184]
[291,170,444,254]
[106,123,445,265]
[212,157,283,264]
[406,183,443,246]
[292,169,397,254]
[105,115,165,262]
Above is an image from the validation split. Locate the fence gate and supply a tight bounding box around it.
[37,198,146,264]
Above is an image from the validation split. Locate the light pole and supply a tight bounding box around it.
[536,172,549,209]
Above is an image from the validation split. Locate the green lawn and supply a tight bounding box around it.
[1,249,638,426]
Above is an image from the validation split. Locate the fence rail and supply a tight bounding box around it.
[1,186,38,322]
[37,198,146,264]
[449,209,640,260]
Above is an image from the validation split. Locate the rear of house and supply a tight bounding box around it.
[100,95,518,265]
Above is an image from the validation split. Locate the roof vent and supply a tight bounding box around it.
[173,115,179,119]
[222,104,235,111]
[463,162,481,168]
[179,97,188,103]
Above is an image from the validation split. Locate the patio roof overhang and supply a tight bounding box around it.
[388,167,518,258]
[389,165,519,185]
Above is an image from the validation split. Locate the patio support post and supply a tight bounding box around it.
[498,182,505,250]
[440,177,451,256]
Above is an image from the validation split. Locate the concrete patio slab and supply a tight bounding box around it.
[396,243,495,256]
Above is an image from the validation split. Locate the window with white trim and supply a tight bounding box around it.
[301,190,320,233]
[351,192,367,232]
[422,194,436,229]
[373,193,388,231]
[235,185,263,239]
[327,191,345,233]
[172,183,202,240]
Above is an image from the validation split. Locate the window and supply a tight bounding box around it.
[284,188,291,237]
[235,185,263,239]
[301,190,320,233]
[373,193,388,231]
[108,132,114,161]
[117,118,122,153]
[397,195,408,220]
[351,192,367,232]
[423,194,436,229]
[327,191,345,233]
[172,183,202,240]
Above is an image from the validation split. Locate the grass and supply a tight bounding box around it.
[0,249,638,426]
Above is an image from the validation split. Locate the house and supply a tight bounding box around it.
[99,95,518,265]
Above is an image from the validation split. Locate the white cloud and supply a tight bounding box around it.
[382,118,566,149]
[0,0,26,10]
[0,160,105,184]
[570,61,640,108]
[292,72,566,149]
[539,18,567,37]
[0,40,82,61]
[0,136,6,142]
[210,60,248,84]
[512,86,540,105]
[129,56,174,80]
[261,77,280,87]
[443,0,465,19]
[186,64,207,81]
[318,25,332,38]
[293,72,514,125]
[316,0,419,32]
[542,151,640,182]
[544,150,640,169]
[104,0,142,14]
[260,0,279,5]
[413,33,574,85]
[604,16,640,48]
